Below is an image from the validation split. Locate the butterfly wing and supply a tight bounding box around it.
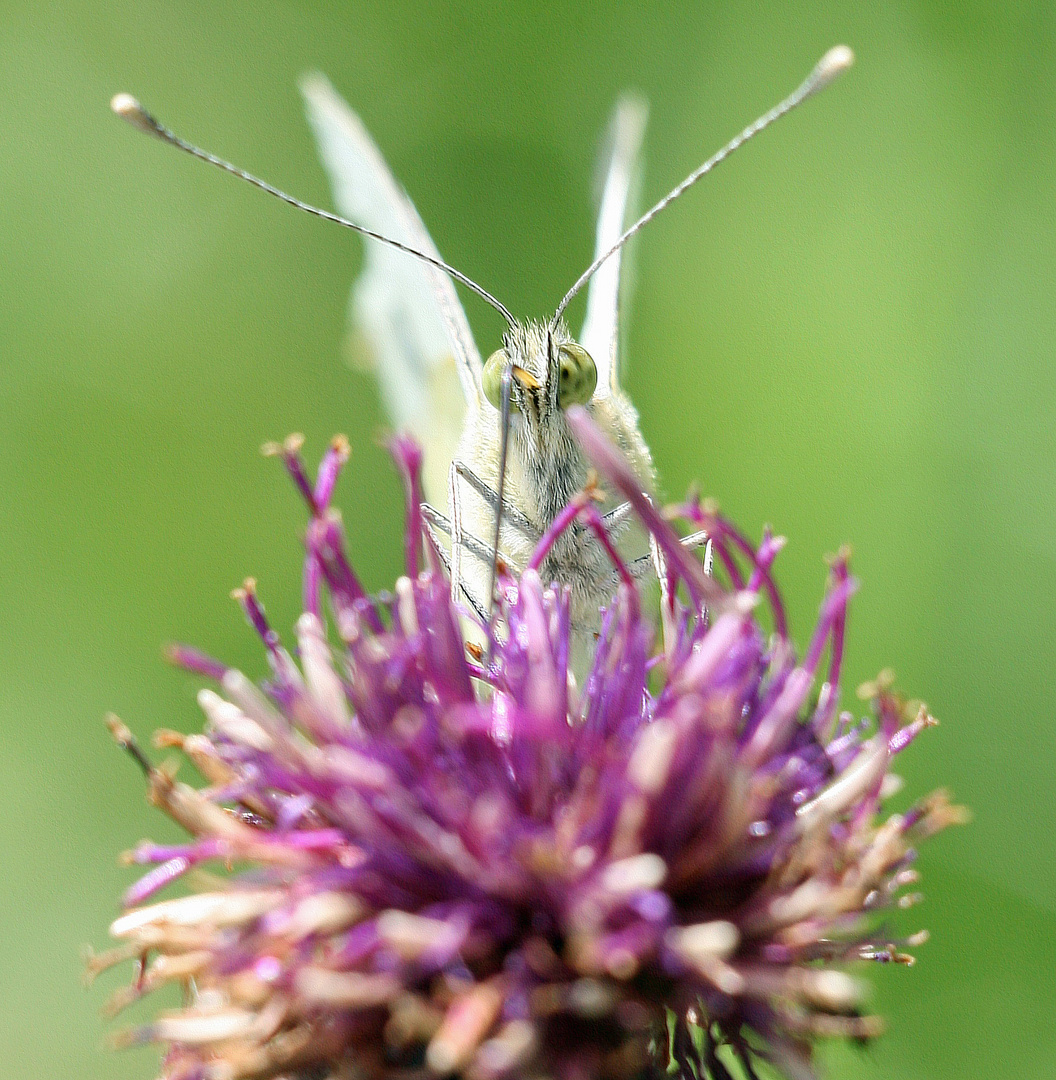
[578,95,648,397]
[300,73,482,506]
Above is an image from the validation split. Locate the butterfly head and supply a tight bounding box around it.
[482,321,597,439]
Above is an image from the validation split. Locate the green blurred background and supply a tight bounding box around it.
[1,1,1053,1077]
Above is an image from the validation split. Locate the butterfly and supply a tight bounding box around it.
[111,46,852,669]
[301,78,656,647]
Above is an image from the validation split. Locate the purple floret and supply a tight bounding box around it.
[91,419,965,1080]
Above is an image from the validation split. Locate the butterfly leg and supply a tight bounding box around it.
[645,530,713,594]
[420,509,490,624]
[446,460,529,573]
[663,529,712,569]
[447,462,466,608]
[648,532,713,655]
[602,501,635,532]
[421,504,521,575]
[681,530,712,557]
[421,501,524,622]
[452,460,541,543]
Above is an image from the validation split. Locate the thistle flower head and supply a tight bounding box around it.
[91,411,964,1080]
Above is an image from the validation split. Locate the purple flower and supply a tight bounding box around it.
[90,412,965,1080]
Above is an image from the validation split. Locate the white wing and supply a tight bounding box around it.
[300,73,482,506]
[578,95,648,397]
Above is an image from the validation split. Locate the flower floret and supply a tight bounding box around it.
[90,421,965,1080]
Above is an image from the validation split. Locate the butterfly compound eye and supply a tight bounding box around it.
[482,348,512,411]
[556,342,597,409]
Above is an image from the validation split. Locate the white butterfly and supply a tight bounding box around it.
[301,77,655,646]
[110,46,851,667]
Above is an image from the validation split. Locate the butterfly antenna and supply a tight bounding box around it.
[484,358,515,661]
[110,93,517,327]
[551,45,853,326]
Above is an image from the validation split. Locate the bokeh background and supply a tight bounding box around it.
[1,1,1053,1077]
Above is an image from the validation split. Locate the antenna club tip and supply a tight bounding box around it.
[110,91,141,117]
[110,92,159,135]
[813,45,855,89]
